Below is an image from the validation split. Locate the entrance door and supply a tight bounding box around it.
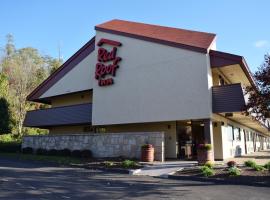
[177,121,204,160]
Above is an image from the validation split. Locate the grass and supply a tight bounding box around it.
[0,152,83,165]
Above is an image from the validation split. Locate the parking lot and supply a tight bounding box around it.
[0,157,269,200]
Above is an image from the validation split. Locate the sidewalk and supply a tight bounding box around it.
[134,161,197,177]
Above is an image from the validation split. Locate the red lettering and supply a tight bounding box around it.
[98,78,114,86]
[95,38,122,87]
[97,47,117,62]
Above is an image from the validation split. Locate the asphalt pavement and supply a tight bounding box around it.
[0,157,269,200]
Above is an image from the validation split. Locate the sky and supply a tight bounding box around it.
[0,0,270,72]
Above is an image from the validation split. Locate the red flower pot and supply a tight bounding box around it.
[141,144,154,162]
[197,149,213,165]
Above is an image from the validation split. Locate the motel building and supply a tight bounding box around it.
[22,19,270,162]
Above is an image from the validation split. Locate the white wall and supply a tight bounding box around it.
[40,52,96,98]
[92,31,212,125]
[213,114,263,160]
[213,123,223,160]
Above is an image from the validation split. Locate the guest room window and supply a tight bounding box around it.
[234,127,241,141]
[228,125,234,141]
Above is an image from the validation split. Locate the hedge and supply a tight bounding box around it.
[0,142,21,153]
[21,147,92,159]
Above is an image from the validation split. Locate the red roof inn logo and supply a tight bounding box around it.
[95,38,122,86]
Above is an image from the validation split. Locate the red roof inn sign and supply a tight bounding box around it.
[95,38,122,86]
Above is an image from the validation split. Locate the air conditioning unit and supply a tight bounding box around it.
[236,147,242,156]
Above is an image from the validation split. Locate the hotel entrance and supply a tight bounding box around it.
[176,121,205,160]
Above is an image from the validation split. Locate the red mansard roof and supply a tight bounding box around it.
[95,19,216,53]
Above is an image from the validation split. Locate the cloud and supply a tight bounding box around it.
[254,40,269,48]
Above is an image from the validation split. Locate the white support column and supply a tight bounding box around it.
[203,119,214,161]
[203,119,214,145]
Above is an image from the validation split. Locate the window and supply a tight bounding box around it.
[95,127,106,133]
[250,132,254,141]
[245,130,249,141]
[246,130,252,141]
[219,75,226,85]
[228,125,234,141]
[234,128,241,141]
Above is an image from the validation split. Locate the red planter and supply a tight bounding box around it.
[197,149,213,165]
[141,144,154,162]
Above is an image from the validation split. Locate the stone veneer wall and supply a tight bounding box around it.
[22,132,164,161]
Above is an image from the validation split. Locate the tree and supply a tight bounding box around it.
[43,55,62,74]
[0,98,12,134]
[0,34,59,136]
[4,48,48,136]
[245,54,270,121]
[5,34,15,57]
[0,73,8,97]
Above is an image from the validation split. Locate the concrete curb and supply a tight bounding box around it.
[168,174,270,187]
[69,164,131,174]
[129,169,142,175]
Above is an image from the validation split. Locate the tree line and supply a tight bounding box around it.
[0,34,62,137]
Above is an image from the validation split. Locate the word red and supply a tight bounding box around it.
[95,38,122,87]
[98,47,117,62]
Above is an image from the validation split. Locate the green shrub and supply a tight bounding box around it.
[200,166,215,177]
[0,134,21,143]
[197,144,212,151]
[81,150,92,159]
[71,150,82,158]
[121,160,137,169]
[263,161,270,170]
[47,149,58,156]
[104,161,114,167]
[0,142,21,153]
[57,149,71,156]
[141,144,153,148]
[205,161,214,169]
[244,160,257,168]
[228,167,241,176]
[36,148,48,155]
[244,160,265,171]
[22,147,33,154]
[254,165,265,171]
